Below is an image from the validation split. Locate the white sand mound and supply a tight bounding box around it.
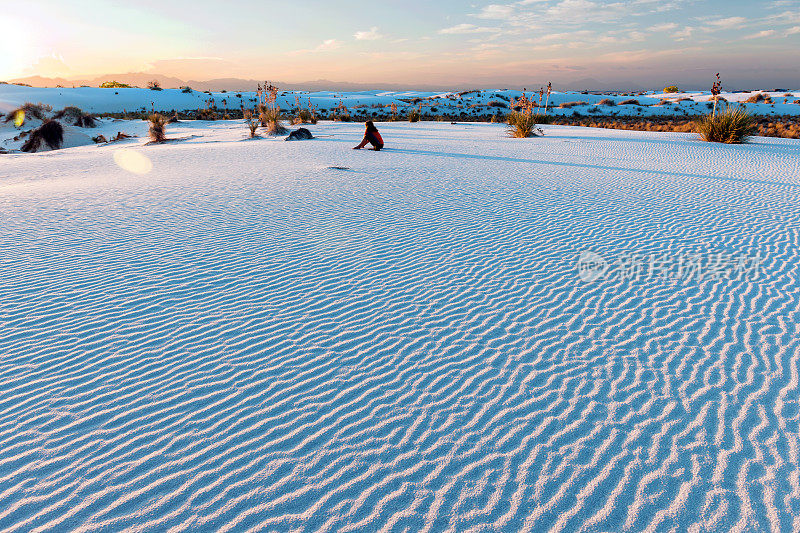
[1,122,799,531]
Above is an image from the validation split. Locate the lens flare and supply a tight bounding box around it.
[13,110,24,128]
[113,149,152,175]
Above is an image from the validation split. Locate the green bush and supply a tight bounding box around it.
[694,106,756,144]
[664,86,679,93]
[100,81,131,88]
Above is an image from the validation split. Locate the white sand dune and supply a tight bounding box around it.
[2,84,798,119]
[1,122,799,531]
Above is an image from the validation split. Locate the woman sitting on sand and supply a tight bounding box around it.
[353,121,384,151]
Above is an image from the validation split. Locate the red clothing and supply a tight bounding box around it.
[356,130,384,149]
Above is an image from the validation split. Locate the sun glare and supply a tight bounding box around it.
[0,20,34,79]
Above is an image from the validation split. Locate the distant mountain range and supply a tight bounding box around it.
[7,73,654,93]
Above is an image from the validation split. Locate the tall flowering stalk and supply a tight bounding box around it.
[544,82,552,115]
[711,73,722,118]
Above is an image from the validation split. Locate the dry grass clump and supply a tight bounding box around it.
[408,108,421,122]
[21,120,63,152]
[148,113,168,143]
[487,100,508,108]
[755,116,800,139]
[6,102,53,123]
[55,107,97,128]
[540,114,796,139]
[296,109,312,123]
[598,98,616,106]
[694,106,756,144]
[559,101,588,108]
[243,109,260,138]
[332,100,352,122]
[744,93,768,104]
[619,99,640,106]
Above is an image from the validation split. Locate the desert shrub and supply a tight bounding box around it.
[56,106,96,127]
[21,120,64,152]
[100,81,131,88]
[54,106,83,120]
[619,99,640,106]
[664,86,679,93]
[598,98,616,106]
[658,99,672,105]
[181,86,192,93]
[74,114,96,127]
[295,108,312,124]
[148,80,162,91]
[244,109,260,137]
[20,102,52,121]
[559,101,588,108]
[694,106,756,144]
[92,135,107,143]
[487,100,508,108]
[259,106,287,135]
[507,111,550,138]
[677,97,693,102]
[408,108,421,122]
[148,113,168,143]
[744,93,766,103]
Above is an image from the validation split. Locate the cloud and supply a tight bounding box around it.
[786,26,800,35]
[438,24,499,35]
[473,4,516,20]
[649,22,678,32]
[291,39,342,55]
[744,29,777,39]
[354,27,383,41]
[705,16,747,29]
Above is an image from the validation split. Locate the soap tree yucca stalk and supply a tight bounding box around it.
[694,105,756,144]
[544,82,552,115]
[711,73,722,118]
[256,82,287,135]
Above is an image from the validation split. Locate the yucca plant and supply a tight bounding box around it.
[507,91,552,137]
[148,113,168,143]
[694,105,756,144]
[259,105,287,135]
[408,107,420,122]
[507,112,546,137]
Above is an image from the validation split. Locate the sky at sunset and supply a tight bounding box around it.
[3,0,799,88]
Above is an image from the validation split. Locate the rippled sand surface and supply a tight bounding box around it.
[1,122,799,531]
